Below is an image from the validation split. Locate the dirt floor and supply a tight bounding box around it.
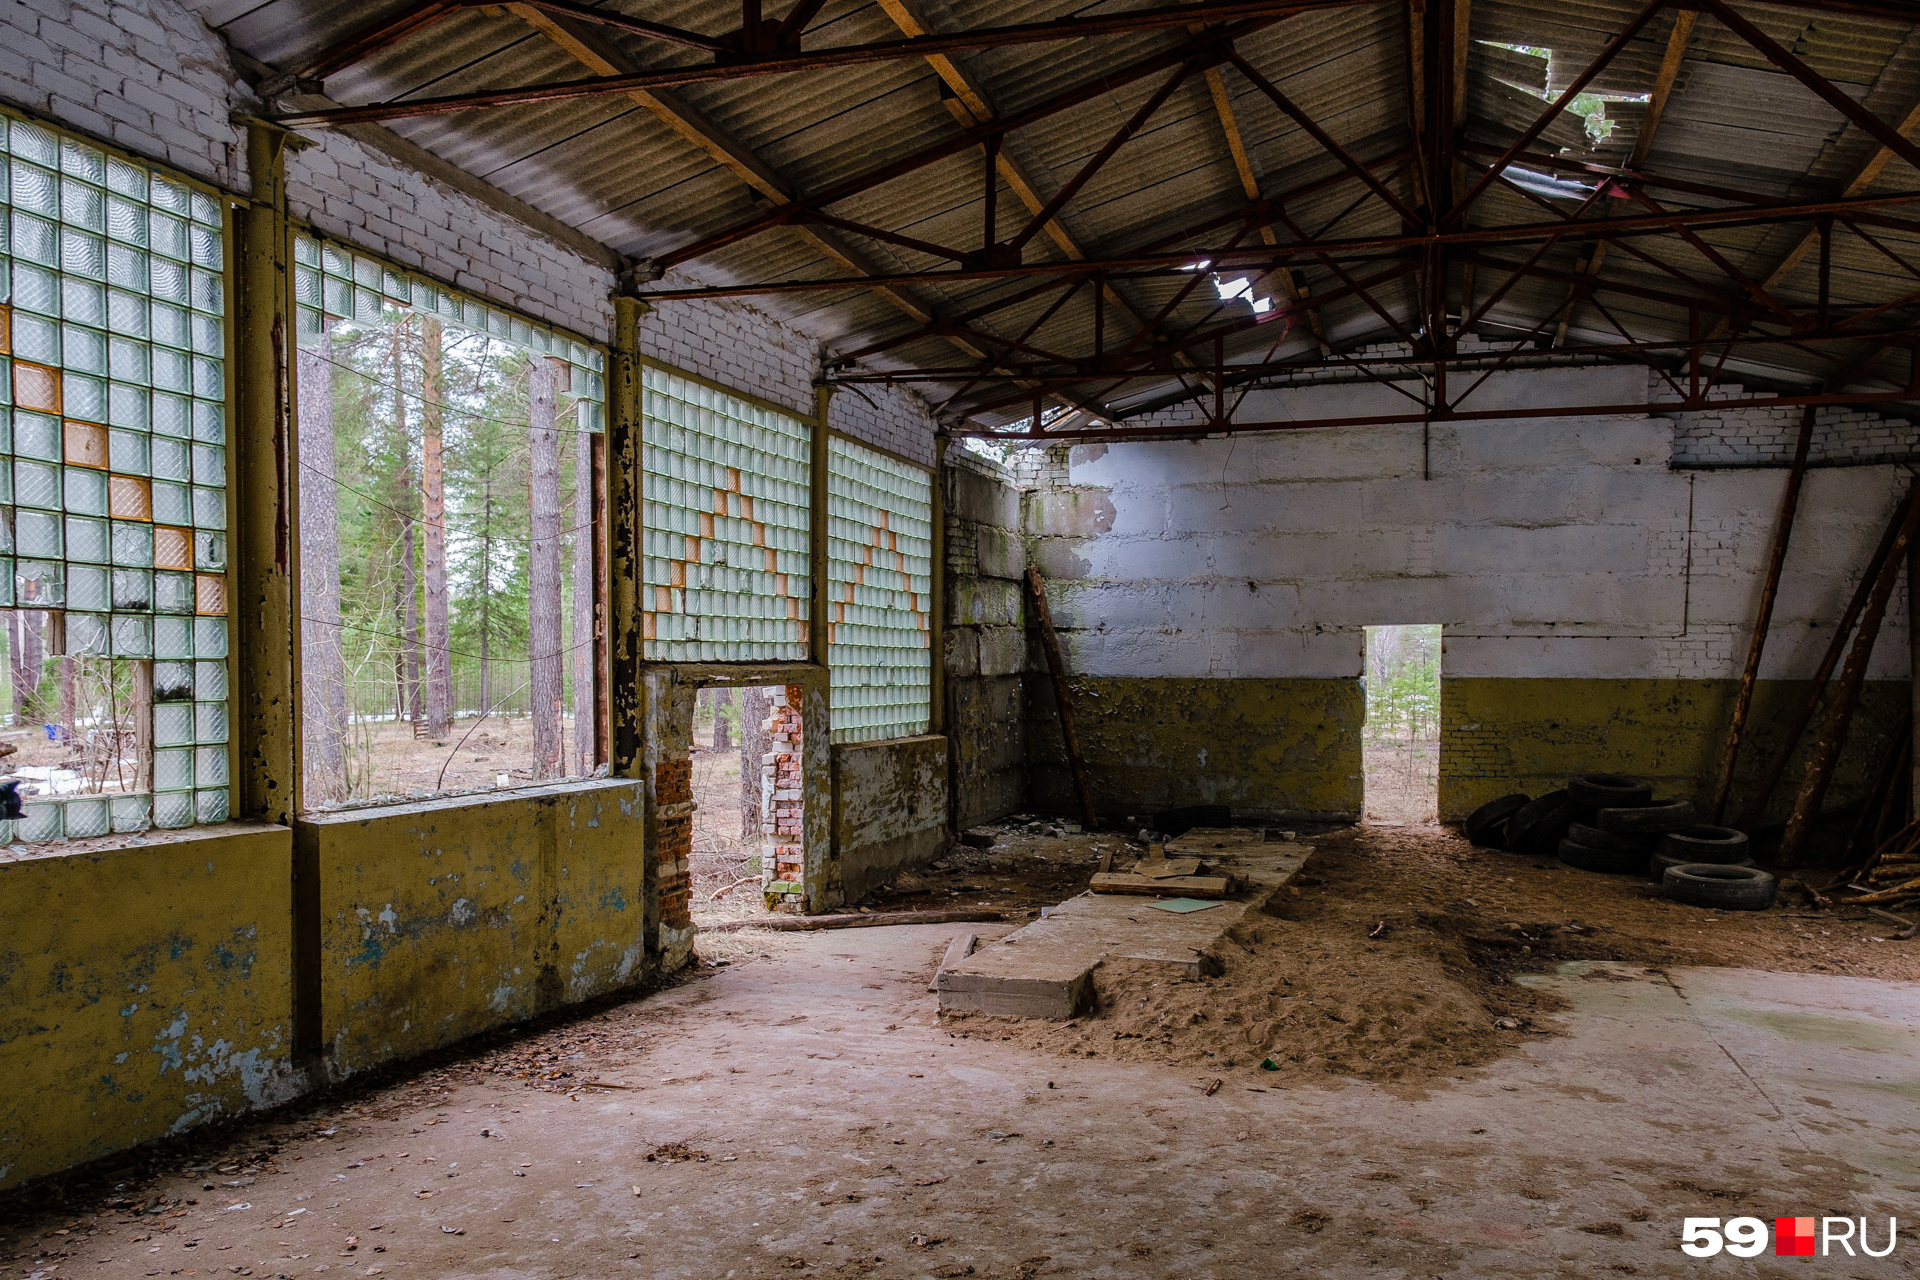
[1361,739,1437,825]
[5,823,1918,1278]
[688,730,776,927]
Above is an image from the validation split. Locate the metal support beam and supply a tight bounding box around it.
[269,0,1348,126]
[235,121,298,825]
[609,296,646,778]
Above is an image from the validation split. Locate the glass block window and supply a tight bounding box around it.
[0,111,232,843]
[827,437,931,744]
[292,237,605,420]
[291,234,608,810]
[641,367,810,662]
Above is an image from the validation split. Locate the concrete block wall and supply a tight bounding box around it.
[944,447,1031,827]
[996,363,1910,822]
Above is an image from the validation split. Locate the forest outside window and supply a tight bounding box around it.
[0,113,232,844]
[292,235,607,810]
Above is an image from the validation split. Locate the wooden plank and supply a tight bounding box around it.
[1026,567,1097,831]
[1779,477,1920,868]
[1710,405,1813,822]
[1091,872,1233,897]
[1131,857,1202,878]
[698,909,1003,933]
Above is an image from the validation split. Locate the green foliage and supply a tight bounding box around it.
[316,309,595,798]
[1364,625,1441,745]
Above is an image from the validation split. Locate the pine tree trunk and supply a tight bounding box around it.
[479,481,492,714]
[9,611,42,726]
[711,687,733,752]
[572,428,596,773]
[297,327,349,802]
[740,685,769,839]
[528,357,564,779]
[421,317,452,739]
[390,321,423,727]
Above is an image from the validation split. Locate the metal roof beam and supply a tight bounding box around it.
[1200,56,1328,350]
[1552,9,1696,346]
[508,3,991,359]
[1446,0,1668,225]
[633,186,1920,300]
[642,19,1278,273]
[267,0,1347,127]
[847,326,1920,388]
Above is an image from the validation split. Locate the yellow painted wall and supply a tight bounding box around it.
[1027,676,1364,819]
[296,780,647,1077]
[1440,678,1907,823]
[0,823,297,1190]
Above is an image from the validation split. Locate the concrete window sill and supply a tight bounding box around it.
[296,776,642,826]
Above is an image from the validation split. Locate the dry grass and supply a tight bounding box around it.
[689,720,777,926]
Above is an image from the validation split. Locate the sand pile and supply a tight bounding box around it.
[945,906,1570,1087]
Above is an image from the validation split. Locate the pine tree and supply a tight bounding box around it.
[527,357,564,778]
[298,324,349,800]
[421,316,452,739]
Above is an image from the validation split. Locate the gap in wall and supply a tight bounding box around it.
[691,683,799,924]
[1363,625,1441,826]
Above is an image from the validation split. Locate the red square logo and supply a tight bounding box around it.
[1777,1217,1817,1257]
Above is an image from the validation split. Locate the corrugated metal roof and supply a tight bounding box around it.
[196,0,1920,425]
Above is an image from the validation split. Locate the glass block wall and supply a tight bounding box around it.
[292,236,606,413]
[826,436,931,744]
[641,367,810,661]
[0,110,233,840]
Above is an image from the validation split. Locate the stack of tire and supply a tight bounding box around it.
[1464,773,1775,910]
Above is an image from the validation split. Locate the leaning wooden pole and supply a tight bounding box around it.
[1711,407,1815,822]
[1025,566,1098,831]
[1734,488,1915,832]
[1777,477,1920,869]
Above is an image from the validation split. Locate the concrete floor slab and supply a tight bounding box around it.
[936,841,1312,1018]
[21,935,1920,1280]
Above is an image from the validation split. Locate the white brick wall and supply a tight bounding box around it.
[0,0,244,189]
[826,379,937,467]
[1658,371,1920,468]
[285,131,617,344]
[639,293,818,419]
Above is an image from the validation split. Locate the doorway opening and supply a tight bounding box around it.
[689,683,803,925]
[1363,625,1441,825]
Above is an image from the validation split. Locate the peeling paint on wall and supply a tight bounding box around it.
[0,823,297,1190]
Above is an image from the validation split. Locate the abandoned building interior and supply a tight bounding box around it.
[2,0,1920,1271]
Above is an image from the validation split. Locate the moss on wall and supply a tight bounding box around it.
[0,823,297,1190]
[295,780,646,1078]
[1026,676,1364,820]
[1439,678,1907,826]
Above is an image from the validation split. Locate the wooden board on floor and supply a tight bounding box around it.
[1091,872,1234,897]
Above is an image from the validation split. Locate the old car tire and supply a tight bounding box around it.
[1467,794,1530,846]
[1559,836,1646,875]
[1659,825,1751,863]
[1649,851,1754,881]
[1597,799,1699,836]
[1567,773,1654,810]
[1567,822,1656,855]
[1505,790,1570,852]
[1663,864,1776,911]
